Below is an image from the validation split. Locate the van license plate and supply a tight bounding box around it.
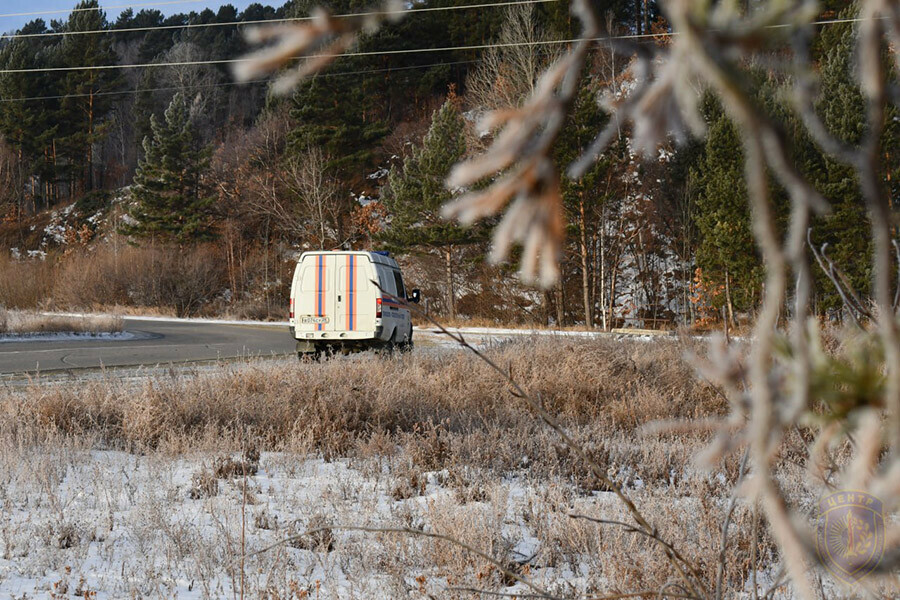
[301,316,329,324]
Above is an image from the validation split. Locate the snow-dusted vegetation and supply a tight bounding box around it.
[0,308,122,337]
[0,338,807,598]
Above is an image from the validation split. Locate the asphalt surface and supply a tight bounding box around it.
[0,318,296,377]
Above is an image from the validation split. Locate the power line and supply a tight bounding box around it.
[1,0,563,41]
[0,13,880,75]
[0,37,581,75]
[0,1,207,21]
[0,59,478,103]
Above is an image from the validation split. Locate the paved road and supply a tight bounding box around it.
[0,318,296,376]
[0,316,639,380]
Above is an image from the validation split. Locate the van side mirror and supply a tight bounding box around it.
[409,289,421,304]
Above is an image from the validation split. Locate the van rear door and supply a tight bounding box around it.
[335,254,376,332]
[296,253,337,332]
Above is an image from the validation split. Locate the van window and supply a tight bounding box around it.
[393,271,406,299]
[376,265,396,296]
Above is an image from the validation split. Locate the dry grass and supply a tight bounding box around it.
[53,243,229,318]
[0,338,802,597]
[0,243,290,319]
[415,315,681,332]
[0,253,55,309]
[0,308,123,335]
[4,338,722,454]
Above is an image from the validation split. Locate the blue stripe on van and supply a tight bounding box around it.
[317,255,324,331]
[348,255,355,331]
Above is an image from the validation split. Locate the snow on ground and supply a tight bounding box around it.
[0,444,793,599]
[41,312,291,328]
[40,312,672,340]
[0,449,607,599]
[0,332,140,344]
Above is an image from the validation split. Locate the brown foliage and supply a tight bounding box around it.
[1,338,723,467]
[0,253,55,309]
[52,243,227,317]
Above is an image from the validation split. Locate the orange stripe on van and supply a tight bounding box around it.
[346,255,352,331]
[352,255,356,330]
[316,254,324,331]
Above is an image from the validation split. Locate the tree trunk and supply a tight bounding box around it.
[445,245,456,319]
[600,220,608,330]
[52,140,58,205]
[555,280,564,327]
[725,268,736,327]
[642,0,650,34]
[263,217,271,318]
[579,199,593,328]
[227,226,237,302]
[609,262,619,330]
[87,89,95,192]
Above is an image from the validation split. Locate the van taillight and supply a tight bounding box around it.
[289,298,294,319]
[376,297,382,318]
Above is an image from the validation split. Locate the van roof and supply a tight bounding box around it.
[299,250,399,267]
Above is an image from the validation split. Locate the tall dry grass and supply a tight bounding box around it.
[0,242,290,318]
[0,337,785,596]
[53,243,227,317]
[4,338,722,455]
[0,253,55,309]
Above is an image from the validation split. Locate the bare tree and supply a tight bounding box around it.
[237,112,342,250]
[157,42,222,136]
[465,3,562,115]
[281,146,343,250]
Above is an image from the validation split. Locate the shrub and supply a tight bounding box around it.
[0,253,55,309]
[54,243,227,317]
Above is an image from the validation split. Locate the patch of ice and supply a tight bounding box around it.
[42,312,290,328]
[0,332,138,344]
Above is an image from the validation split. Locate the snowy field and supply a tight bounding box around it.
[0,336,795,599]
[0,448,669,599]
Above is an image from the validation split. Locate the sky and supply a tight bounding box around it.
[0,1,260,32]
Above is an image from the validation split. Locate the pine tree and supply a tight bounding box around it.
[0,20,63,214]
[693,111,763,323]
[57,1,122,195]
[557,80,609,328]
[807,10,878,312]
[124,93,215,243]
[379,98,480,317]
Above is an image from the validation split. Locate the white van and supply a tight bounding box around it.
[289,251,421,358]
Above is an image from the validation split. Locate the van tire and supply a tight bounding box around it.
[378,331,401,357]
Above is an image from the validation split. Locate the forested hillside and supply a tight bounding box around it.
[0,0,891,326]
